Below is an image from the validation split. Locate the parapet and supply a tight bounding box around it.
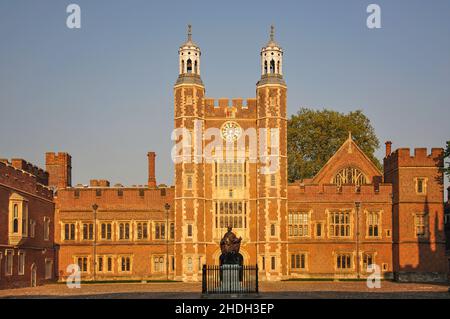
[384,147,443,173]
[0,161,53,200]
[46,152,71,161]
[56,185,174,210]
[288,183,392,202]
[0,158,49,186]
[204,98,257,118]
[89,179,110,187]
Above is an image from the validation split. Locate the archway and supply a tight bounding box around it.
[212,248,250,266]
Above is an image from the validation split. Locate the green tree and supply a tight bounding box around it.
[287,108,381,182]
[444,141,450,182]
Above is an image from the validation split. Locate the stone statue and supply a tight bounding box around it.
[219,226,243,266]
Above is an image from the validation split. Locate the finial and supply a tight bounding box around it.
[348,131,353,153]
[270,25,275,42]
[187,24,192,41]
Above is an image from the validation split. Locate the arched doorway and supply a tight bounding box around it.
[31,264,37,287]
[212,248,250,265]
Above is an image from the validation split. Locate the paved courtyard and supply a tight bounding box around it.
[0,281,449,299]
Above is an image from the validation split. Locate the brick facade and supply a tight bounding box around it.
[54,184,175,282]
[0,160,56,289]
[1,27,448,287]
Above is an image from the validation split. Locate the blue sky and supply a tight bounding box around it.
[0,0,449,190]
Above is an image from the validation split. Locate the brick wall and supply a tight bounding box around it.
[0,161,56,289]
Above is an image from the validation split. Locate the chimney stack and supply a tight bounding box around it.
[46,152,72,189]
[385,141,392,158]
[147,152,157,188]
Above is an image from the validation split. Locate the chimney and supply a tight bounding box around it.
[98,180,110,187]
[147,152,157,188]
[45,152,72,189]
[90,180,99,187]
[385,141,392,158]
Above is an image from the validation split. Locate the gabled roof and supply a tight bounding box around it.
[311,132,382,185]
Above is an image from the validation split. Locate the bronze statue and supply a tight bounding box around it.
[219,226,243,266]
[220,226,242,254]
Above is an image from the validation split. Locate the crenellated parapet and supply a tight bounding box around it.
[204,98,257,118]
[55,186,174,211]
[288,183,393,202]
[0,160,53,200]
[384,147,443,175]
[0,158,49,185]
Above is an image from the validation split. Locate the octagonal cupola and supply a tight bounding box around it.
[176,25,203,86]
[257,25,285,86]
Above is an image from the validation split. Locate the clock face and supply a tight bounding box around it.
[221,121,242,142]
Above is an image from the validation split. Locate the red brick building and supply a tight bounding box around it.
[445,187,450,277]
[49,26,447,283]
[2,26,447,287]
[0,159,56,289]
[50,152,176,282]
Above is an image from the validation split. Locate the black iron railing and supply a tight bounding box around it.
[202,264,258,294]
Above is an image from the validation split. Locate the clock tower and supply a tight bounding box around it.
[173,25,288,281]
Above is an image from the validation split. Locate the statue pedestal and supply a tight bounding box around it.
[215,265,241,293]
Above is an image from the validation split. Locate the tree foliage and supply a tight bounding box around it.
[287,108,381,182]
[444,141,450,182]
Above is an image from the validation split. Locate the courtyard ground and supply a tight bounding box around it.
[0,281,449,299]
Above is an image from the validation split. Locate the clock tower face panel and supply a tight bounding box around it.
[220,121,242,142]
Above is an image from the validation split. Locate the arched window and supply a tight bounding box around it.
[186,59,192,73]
[277,61,280,74]
[332,167,368,188]
[270,60,275,73]
[13,204,19,233]
[264,61,268,74]
[194,60,198,74]
[181,60,185,74]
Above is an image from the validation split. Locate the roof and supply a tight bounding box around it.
[311,132,383,185]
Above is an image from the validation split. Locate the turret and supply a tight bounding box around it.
[257,25,285,87]
[175,25,203,86]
